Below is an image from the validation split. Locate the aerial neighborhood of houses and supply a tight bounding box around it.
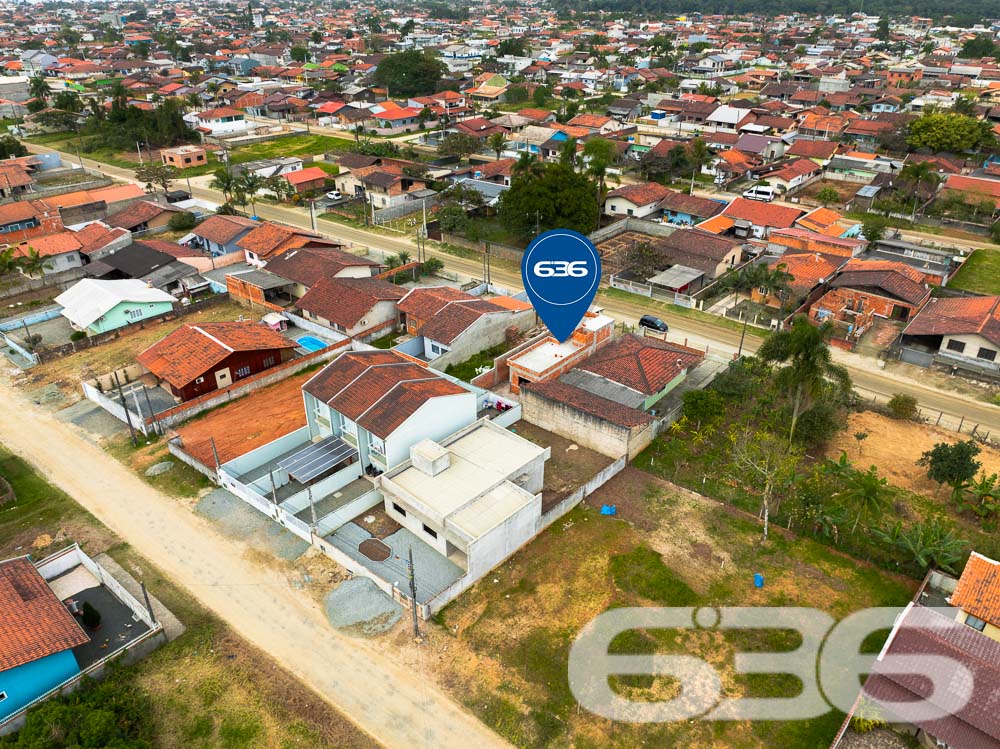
[2,2,1000,748]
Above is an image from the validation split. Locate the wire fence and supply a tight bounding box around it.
[855,388,995,444]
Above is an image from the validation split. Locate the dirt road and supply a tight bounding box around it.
[0,379,509,749]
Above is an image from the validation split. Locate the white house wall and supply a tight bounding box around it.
[384,391,477,468]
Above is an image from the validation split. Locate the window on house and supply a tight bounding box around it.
[262,356,275,367]
[392,502,406,517]
[235,365,251,378]
[627,208,634,216]
[946,339,966,354]
[430,343,441,355]
[422,523,438,539]
[610,204,617,212]
[127,308,143,320]
[977,348,997,362]
[964,614,987,632]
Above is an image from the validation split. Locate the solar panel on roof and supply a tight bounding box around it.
[278,436,357,484]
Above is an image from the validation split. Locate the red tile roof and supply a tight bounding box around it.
[295,277,405,328]
[74,222,129,256]
[577,334,704,396]
[236,224,345,262]
[943,175,1000,209]
[0,557,89,671]
[657,190,725,219]
[191,214,259,245]
[303,350,466,438]
[768,253,843,293]
[262,245,374,284]
[397,286,476,321]
[15,231,80,258]
[284,166,328,185]
[420,299,510,345]
[951,552,1000,627]
[832,259,930,306]
[605,182,673,207]
[522,379,653,428]
[723,197,803,228]
[105,200,180,230]
[137,321,297,389]
[862,604,1000,749]
[903,296,1000,347]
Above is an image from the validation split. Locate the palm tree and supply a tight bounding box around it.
[757,315,851,445]
[841,465,888,533]
[511,151,544,180]
[237,173,265,216]
[898,161,941,222]
[185,92,202,112]
[687,137,712,195]
[0,247,18,279]
[583,137,616,212]
[486,132,507,161]
[17,247,47,279]
[718,262,792,356]
[396,250,412,264]
[210,168,236,204]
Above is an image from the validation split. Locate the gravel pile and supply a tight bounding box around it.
[325,577,402,636]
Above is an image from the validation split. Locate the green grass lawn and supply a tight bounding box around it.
[436,474,914,748]
[0,446,106,555]
[230,134,356,162]
[947,249,1000,295]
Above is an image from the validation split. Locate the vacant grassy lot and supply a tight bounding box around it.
[0,443,376,749]
[15,299,248,406]
[0,445,114,558]
[430,468,913,748]
[230,134,355,162]
[948,249,1000,295]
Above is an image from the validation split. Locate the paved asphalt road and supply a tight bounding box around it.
[27,141,1000,435]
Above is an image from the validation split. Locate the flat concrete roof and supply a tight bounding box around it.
[386,421,546,541]
[509,338,582,375]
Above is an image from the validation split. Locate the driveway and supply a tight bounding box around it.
[0,377,510,749]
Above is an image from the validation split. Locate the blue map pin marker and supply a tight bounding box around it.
[521,229,602,342]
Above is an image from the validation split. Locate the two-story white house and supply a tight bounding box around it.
[301,350,478,474]
[190,107,249,137]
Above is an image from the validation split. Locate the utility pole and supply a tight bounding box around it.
[309,199,317,231]
[210,437,221,472]
[140,581,158,624]
[112,372,138,446]
[407,546,420,639]
[136,141,144,165]
[308,486,317,530]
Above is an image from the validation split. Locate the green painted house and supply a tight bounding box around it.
[56,278,177,335]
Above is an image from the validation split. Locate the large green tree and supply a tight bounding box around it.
[499,162,599,239]
[757,316,851,445]
[960,34,999,59]
[437,132,480,160]
[907,111,994,153]
[372,50,447,98]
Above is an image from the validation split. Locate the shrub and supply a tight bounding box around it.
[70,330,87,342]
[81,600,101,628]
[681,389,725,426]
[167,211,197,231]
[886,392,919,420]
[793,401,842,448]
[422,257,444,275]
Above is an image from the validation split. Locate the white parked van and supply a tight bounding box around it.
[742,185,776,202]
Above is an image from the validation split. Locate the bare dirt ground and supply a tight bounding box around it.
[826,411,1000,495]
[512,420,614,509]
[172,369,313,467]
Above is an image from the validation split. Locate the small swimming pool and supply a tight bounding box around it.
[297,335,328,352]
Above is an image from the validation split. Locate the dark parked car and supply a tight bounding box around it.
[639,314,668,332]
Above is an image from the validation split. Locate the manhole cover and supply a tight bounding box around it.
[359,538,391,562]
